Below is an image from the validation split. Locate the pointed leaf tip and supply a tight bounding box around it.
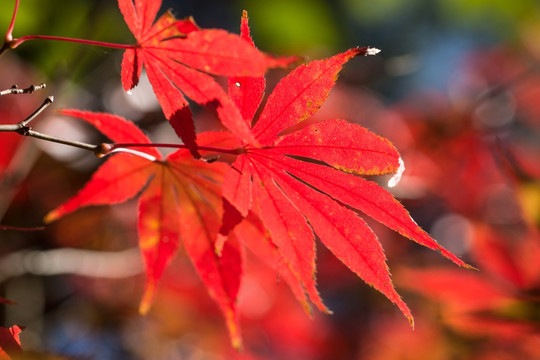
[226,311,243,350]
[43,211,58,224]
[139,281,156,315]
[215,234,226,256]
[365,47,381,56]
[409,315,415,329]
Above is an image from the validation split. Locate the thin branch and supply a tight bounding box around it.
[19,95,53,127]
[0,96,99,153]
[24,128,99,152]
[0,95,53,132]
[1,95,241,161]
[107,143,242,155]
[0,83,46,96]
[8,35,134,51]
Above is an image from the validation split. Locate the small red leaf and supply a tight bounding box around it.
[175,16,200,34]
[160,30,268,76]
[252,48,362,145]
[0,326,23,360]
[267,160,412,323]
[173,160,243,348]
[251,165,329,313]
[235,215,312,313]
[117,3,272,153]
[227,11,266,125]
[118,0,161,38]
[0,298,16,306]
[44,154,153,223]
[222,155,253,217]
[398,267,514,312]
[137,167,182,314]
[120,48,141,91]
[219,46,468,324]
[216,199,243,256]
[47,111,244,346]
[275,118,401,175]
[280,157,471,268]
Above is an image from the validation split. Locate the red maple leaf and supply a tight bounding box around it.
[45,110,244,348]
[0,326,22,360]
[118,0,277,155]
[397,223,540,345]
[218,13,471,324]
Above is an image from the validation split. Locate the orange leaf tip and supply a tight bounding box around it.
[215,234,227,256]
[139,281,157,315]
[43,211,58,224]
[227,315,243,351]
[388,157,405,188]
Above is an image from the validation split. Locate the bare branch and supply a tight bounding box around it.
[19,95,53,127]
[0,95,53,132]
[0,95,237,160]
[0,96,100,153]
[0,83,46,96]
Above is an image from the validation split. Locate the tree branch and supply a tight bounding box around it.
[0,95,100,153]
[0,83,46,96]
[0,89,240,161]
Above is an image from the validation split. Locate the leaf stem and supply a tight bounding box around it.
[109,148,158,162]
[0,92,241,161]
[8,35,134,50]
[0,96,99,153]
[4,0,19,43]
[108,143,240,155]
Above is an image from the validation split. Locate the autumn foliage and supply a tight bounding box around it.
[1,0,539,359]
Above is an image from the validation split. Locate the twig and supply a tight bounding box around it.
[0,95,240,160]
[7,35,134,51]
[19,95,52,127]
[0,83,46,96]
[0,96,99,153]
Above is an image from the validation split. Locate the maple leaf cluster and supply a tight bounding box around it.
[42,0,472,347]
[0,0,471,351]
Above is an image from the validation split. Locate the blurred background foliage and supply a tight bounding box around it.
[1,0,540,359]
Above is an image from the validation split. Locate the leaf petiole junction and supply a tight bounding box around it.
[0,85,239,162]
